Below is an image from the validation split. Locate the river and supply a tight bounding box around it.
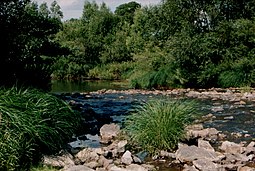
[51,80,255,170]
[51,80,255,142]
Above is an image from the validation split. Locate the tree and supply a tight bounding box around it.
[115,1,141,24]
[39,2,50,18]
[0,0,63,89]
[50,0,63,20]
[81,1,118,65]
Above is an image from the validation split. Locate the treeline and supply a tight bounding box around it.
[1,0,255,89]
[54,0,255,89]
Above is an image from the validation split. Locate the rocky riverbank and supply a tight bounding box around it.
[46,88,255,171]
[43,122,255,171]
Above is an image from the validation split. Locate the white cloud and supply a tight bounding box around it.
[33,0,161,21]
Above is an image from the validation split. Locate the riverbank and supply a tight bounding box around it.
[43,123,255,171]
[87,87,255,101]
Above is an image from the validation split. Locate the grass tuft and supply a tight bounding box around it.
[124,98,198,154]
[0,86,81,170]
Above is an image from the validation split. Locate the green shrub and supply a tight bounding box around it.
[218,58,255,88]
[124,99,198,154]
[0,86,81,170]
[88,62,135,80]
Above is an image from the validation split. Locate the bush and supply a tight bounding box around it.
[88,62,135,80]
[0,86,81,170]
[124,99,198,154]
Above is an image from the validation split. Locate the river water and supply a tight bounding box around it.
[51,80,255,141]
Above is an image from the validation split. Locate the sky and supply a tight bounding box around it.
[33,0,161,21]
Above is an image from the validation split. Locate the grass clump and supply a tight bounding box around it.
[124,99,198,154]
[0,86,81,170]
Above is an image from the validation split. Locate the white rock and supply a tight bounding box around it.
[121,150,133,165]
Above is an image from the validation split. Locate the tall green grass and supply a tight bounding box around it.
[124,99,198,154]
[0,86,81,170]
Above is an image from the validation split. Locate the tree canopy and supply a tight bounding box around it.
[0,0,64,89]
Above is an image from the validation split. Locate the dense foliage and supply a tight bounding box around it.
[2,0,255,88]
[53,0,255,89]
[0,87,81,170]
[0,0,65,90]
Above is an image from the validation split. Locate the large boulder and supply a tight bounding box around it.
[75,148,99,164]
[220,141,245,154]
[176,145,219,162]
[193,159,219,171]
[100,124,120,144]
[43,151,74,168]
[121,150,133,165]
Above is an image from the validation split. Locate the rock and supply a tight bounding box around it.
[141,164,155,171]
[224,153,250,164]
[224,116,234,120]
[211,106,224,112]
[245,141,255,155]
[176,145,219,162]
[240,101,247,105]
[186,124,204,131]
[202,113,216,120]
[186,128,219,140]
[107,165,127,171]
[121,150,133,165]
[220,141,245,154]
[117,140,128,153]
[43,151,74,168]
[160,150,176,158]
[215,151,226,161]
[98,155,113,168]
[94,148,104,155]
[100,124,120,144]
[198,139,215,152]
[193,159,219,171]
[95,168,107,171]
[247,141,255,148]
[178,142,188,149]
[126,164,148,171]
[247,154,255,161]
[183,164,199,171]
[63,165,95,171]
[231,132,243,138]
[132,155,142,164]
[75,148,99,164]
[238,166,255,171]
[218,164,241,171]
[84,161,100,169]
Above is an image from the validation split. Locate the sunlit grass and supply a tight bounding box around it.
[124,98,199,154]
